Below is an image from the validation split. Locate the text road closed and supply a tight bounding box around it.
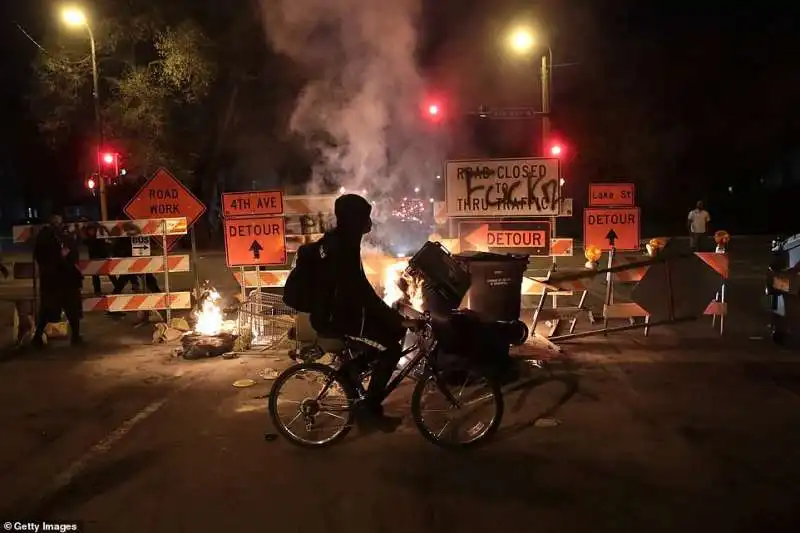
[224,216,286,267]
[584,207,640,251]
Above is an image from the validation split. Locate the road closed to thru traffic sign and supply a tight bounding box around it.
[224,216,287,267]
[584,207,640,251]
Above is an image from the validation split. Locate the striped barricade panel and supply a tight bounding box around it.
[612,255,650,282]
[522,277,573,296]
[11,255,191,279]
[233,270,290,288]
[82,292,192,312]
[13,218,188,244]
[78,255,190,275]
[604,302,649,319]
[550,238,573,257]
[704,301,726,316]
[283,195,337,216]
[695,252,729,279]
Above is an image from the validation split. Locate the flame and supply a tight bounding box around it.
[194,289,225,336]
[382,260,424,312]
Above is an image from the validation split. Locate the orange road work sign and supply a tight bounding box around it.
[584,207,640,251]
[222,191,284,217]
[588,183,635,207]
[124,168,206,251]
[224,216,287,267]
[459,221,551,256]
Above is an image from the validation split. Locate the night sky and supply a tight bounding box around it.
[2,0,799,234]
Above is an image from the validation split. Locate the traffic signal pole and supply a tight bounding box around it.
[87,26,108,221]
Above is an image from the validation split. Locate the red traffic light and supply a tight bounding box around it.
[102,153,115,165]
[422,98,445,123]
[550,144,563,156]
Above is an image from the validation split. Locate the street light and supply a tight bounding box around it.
[505,26,553,157]
[507,27,535,55]
[61,5,108,221]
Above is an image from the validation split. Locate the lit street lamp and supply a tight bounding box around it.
[62,5,108,220]
[506,26,553,156]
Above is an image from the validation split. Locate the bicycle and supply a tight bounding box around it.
[268,311,505,450]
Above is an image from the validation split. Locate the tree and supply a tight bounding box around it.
[29,6,216,183]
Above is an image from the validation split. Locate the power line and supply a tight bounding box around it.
[14,22,91,64]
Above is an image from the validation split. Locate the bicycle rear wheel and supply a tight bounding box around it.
[410,364,504,450]
[268,362,357,448]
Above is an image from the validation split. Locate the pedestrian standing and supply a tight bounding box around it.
[687,201,711,251]
[83,223,116,296]
[32,215,85,347]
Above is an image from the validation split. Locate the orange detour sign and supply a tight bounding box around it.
[124,168,206,251]
[224,216,287,267]
[459,221,551,256]
[222,191,284,217]
[588,183,635,207]
[584,207,640,251]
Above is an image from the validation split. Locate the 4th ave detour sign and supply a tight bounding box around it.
[584,207,640,251]
[224,216,287,267]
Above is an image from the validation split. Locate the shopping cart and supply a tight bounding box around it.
[238,290,297,349]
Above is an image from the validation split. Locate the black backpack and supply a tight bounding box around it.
[283,239,333,314]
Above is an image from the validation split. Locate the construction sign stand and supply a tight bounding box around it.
[221,190,289,349]
[124,168,207,299]
[11,218,193,337]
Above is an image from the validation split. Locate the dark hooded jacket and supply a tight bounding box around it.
[312,195,403,339]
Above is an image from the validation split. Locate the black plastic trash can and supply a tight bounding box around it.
[407,241,472,314]
[456,251,529,322]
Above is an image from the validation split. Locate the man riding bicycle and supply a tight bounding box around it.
[311,194,411,432]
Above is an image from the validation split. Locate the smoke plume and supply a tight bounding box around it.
[259,0,445,248]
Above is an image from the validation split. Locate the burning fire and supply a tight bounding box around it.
[382,261,424,312]
[193,289,232,336]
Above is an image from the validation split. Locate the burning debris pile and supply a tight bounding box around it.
[175,288,239,360]
[382,260,424,313]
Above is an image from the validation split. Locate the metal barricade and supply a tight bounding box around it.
[238,290,296,349]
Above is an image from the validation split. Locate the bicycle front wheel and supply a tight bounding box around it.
[410,364,504,450]
[268,363,357,449]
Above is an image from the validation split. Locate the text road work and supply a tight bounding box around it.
[148,189,181,215]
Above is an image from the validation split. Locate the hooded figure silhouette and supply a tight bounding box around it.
[314,194,406,432]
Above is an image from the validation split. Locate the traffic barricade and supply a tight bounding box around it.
[529,245,728,343]
[11,217,192,324]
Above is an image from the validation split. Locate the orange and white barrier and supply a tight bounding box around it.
[82,292,192,312]
[13,217,188,244]
[11,217,191,321]
[283,195,337,216]
[233,270,290,288]
[80,255,190,275]
[550,238,574,257]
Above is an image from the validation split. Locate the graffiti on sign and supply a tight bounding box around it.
[224,216,287,267]
[459,220,551,256]
[445,158,561,217]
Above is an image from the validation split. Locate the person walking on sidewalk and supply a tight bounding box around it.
[687,201,711,251]
[31,215,85,347]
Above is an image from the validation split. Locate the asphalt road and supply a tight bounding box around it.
[2,238,797,532]
[1,320,800,533]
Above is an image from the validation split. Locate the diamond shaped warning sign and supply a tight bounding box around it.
[124,168,206,251]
